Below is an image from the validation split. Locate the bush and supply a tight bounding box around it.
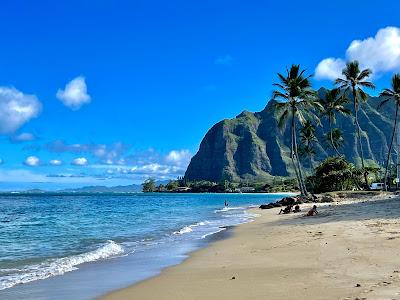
[308,156,362,193]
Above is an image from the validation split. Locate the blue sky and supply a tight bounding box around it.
[0,0,399,190]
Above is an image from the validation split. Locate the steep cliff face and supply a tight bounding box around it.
[184,90,396,182]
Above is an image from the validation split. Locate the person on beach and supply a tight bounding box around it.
[305,205,318,216]
[293,205,301,213]
[278,204,293,214]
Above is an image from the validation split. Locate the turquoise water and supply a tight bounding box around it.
[0,193,287,299]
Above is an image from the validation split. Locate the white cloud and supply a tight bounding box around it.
[10,132,36,142]
[56,76,91,110]
[165,150,192,167]
[215,55,233,66]
[46,141,129,164]
[315,26,400,80]
[24,156,40,167]
[0,87,42,134]
[71,157,88,166]
[315,58,346,80]
[49,159,62,166]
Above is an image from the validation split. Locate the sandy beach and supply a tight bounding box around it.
[103,193,400,300]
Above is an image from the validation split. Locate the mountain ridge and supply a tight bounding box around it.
[184,89,395,182]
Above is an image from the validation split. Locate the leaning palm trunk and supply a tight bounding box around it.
[293,121,309,196]
[290,111,306,196]
[384,105,399,191]
[329,117,341,156]
[290,110,308,196]
[352,87,369,188]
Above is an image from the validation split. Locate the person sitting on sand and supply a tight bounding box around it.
[305,205,318,216]
[279,204,293,215]
[293,205,301,213]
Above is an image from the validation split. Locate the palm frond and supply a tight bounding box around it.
[358,81,375,89]
[277,109,289,131]
[357,68,372,81]
[377,98,391,110]
[272,90,288,101]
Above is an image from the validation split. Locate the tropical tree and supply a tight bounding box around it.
[142,178,156,192]
[335,61,375,188]
[319,88,351,155]
[378,74,400,191]
[299,120,317,169]
[273,65,321,197]
[324,128,345,153]
[310,156,363,192]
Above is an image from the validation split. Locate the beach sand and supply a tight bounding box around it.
[103,194,400,300]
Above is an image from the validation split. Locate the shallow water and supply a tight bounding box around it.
[0,193,288,299]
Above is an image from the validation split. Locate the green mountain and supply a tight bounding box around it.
[184,89,396,182]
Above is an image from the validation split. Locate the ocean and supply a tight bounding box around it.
[0,193,288,299]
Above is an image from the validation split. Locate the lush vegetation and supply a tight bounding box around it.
[272,60,399,195]
[142,177,298,193]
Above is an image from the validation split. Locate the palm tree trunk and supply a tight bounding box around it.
[290,108,305,196]
[309,155,314,172]
[352,87,369,189]
[384,105,399,191]
[293,118,309,196]
[329,117,340,156]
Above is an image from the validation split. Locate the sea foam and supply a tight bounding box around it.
[0,240,124,290]
[173,221,208,235]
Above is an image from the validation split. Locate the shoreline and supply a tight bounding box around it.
[1,193,283,300]
[102,193,400,300]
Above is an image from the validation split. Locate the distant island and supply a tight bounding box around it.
[0,184,143,195]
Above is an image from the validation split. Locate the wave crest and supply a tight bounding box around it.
[0,240,124,290]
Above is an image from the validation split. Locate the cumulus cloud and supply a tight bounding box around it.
[165,150,192,167]
[24,156,40,167]
[56,76,91,110]
[0,87,42,134]
[49,159,62,166]
[71,157,88,166]
[46,141,130,165]
[44,141,191,180]
[10,132,36,143]
[315,26,400,80]
[93,163,184,180]
[215,55,233,66]
[315,58,346,80]
[91,149,193,180]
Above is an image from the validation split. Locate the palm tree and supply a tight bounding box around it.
[319,88,351,156]
[273,65,321,197]
[378,74,400,191]
[335,61,375,188]
[324,128,345,153]
[299,120,317,169]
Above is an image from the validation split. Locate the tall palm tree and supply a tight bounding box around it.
[299,120,318,170]
[319,88,351,156]
[273,65,321,197]
[378,74,400,191]
[299,120,317,169]
[324,128,345,153]
[335,61,375,188]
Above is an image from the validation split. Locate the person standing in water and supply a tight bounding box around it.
[224,200,228,207]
